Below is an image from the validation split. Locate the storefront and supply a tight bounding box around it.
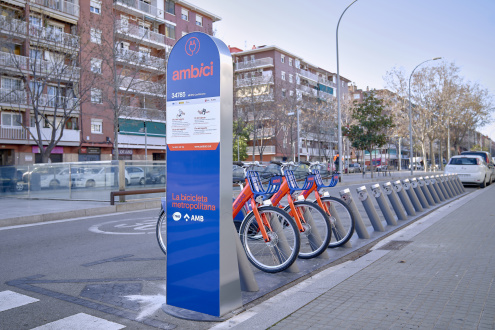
[78,147,101,161]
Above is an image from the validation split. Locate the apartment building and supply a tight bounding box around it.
[231,45,351,162]
[0,0,220,165]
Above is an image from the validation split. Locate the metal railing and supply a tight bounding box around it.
[0,89,28,105]
[0,51,80,78]
[0,126,27,140]
[236,74,273,87]
[298,69,319,82]
[235,57,274,71]
[37,94,79,110]
[30,0,80,18]
[115,19,166,47]
[119,75,166,95]
[28,25,79,49]
[0,16,27,35]
[249,145,276,155]
[115,48,165,71]
[120,106,165,121]
[114,0,164,20]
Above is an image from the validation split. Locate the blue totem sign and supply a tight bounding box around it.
[166,32,241,317]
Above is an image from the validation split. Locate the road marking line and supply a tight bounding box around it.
[31,313,125,330]
[0,290,39,312]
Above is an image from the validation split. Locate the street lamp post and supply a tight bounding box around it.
[336,0,358,177]
[288,109,300,162]
[408,57,441,175]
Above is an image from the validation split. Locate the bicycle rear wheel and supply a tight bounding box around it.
[239,206,300,273]
[283,201,331,259]
[156,209,166,255]
[319,196,354,248]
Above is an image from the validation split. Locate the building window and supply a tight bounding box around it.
[196,14,203,26]
[281,71,285,80]
[91,119,103,134]
[165,0,175,15]
[354,93,360,100]
[165,23,175,39]
[2,77,23,90]
[181,8,188,21]
[289,74,293,83]
[91,58,102,74]
[282,89,286,97]
[295,59,300,69]
[90,0,101,14]
[91,88,102,104]
[1,112,22,127]
[296,75,300,84]
[281,54,285,63]
[289,90,294,97]
[289,58,293,66]
[90,28,102,44]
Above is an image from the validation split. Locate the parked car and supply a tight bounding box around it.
[23,166,81,189]
[444,155,491,188]
[346,163,362,173]
[72,167,116,188]
[146,167,166,184]
[125,166,145,185]
[409,162,424,170]
[0,166,24,192]
[460,151,495,183]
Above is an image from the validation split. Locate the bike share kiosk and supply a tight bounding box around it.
[164,32,242,318]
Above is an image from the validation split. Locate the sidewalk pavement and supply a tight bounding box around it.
[212,184,495,329]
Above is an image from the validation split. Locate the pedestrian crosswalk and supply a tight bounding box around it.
[0,290,126,329]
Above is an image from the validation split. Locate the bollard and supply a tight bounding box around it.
[411,178,429,209]
[402,179,423,212]
[418,177,436,206]
[437,175,452,199]
[434,175,448,199]
[340,188,370,239]
[371,184,397,226]
[452,174,463,194]
[444,175,458,197]
[382,182,407,220]
[438,175,453,198]
[424,176,441,203]
[271,215,300,273]
[430,176,446,201]
[357,186,385,232]
[234,226,259,292]
[456,175,466,192]
[393,180,416,216]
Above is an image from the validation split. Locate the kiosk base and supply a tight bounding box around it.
[161,304,225,322]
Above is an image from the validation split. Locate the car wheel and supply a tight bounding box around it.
[480,176,487,188]
[49,180,60,189]
[160,175,166,184]
[86,180,95,188]
[125,178,130,186]
[15,181,24,192]
[139,177,145,185]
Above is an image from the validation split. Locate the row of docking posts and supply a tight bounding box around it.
[339,174,465,241]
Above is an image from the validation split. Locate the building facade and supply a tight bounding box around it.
[231,45,351,162]
[0,0,219,165]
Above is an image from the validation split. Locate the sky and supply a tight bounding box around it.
[188,0,495,141]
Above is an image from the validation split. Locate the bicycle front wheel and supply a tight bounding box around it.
[284,201,331,259]
[239,206,300,273]
[319,196,354,248]
[156,209,166,255]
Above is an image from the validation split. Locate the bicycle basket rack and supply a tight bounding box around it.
[312,169,339,189]
[247,170,282,200]
[284,169,315,193]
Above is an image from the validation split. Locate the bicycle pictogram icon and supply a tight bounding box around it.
[185,37,200,56]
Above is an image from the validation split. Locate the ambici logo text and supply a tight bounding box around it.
[173,212,182,221]
[185,36,200,56]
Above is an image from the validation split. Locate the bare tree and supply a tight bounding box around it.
[0,10,96,163]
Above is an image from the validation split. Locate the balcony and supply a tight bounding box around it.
[318,90,333,101]
[37,94,80,111]
[298,85,317,97]
[119,75,166,96]
[235,57,274,72]
[0,89,28,106]
[29,126,80,145]
[235,93,274,105]
[248,145,276,155]
[115,19,166,49]
[0,126,27,140]
[115,48,165,72]
[300,147,331,157]
[0,51,80,79]
[120,106,165,121]
[249,127,275,140]
[29,25,79,52]
[236,72,273,88]
[114,0,165,23]
[298,69,318,84]
[0,16,27,37]
[30,0,80,23]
